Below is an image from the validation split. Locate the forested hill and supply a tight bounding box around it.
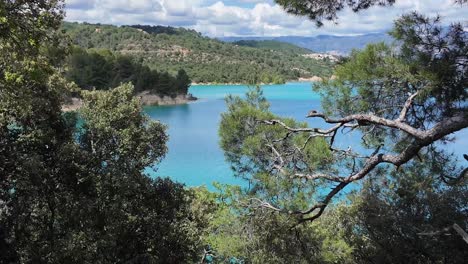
[65,47,191,97]
[232,40,313,54]
[221,33,392,55]
[62,22,334,84]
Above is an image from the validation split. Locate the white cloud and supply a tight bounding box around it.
[162,0,194,17]
[66,0,95,9]
[202,2,251,25]
[100,0,161,13]
[238,0,264,2]
[64,0,468,37]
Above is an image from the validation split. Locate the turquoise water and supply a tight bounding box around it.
[144,82,326,187]
[144,82,467,188]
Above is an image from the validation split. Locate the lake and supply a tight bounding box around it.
[144,82,467,188]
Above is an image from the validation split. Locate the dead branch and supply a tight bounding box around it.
[418,223,468,245]
[397,91,419,122]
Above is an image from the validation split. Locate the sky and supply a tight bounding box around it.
[65,0,468,37]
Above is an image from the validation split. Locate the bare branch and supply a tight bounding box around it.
[298,182,350,223]
[418,223,468,245]
[247,198,283,212]
[453,223,468,244]
[268,144,285,167]
[417,226,453,236]
[397,91,419,122]
[293,173,346,182]
[261,119,345,135]
[307,112,423,138]
[440,165,467,185]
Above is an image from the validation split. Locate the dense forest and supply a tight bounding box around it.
[232,40,313,54]
[1,0,467,264]
[61,22,335,84]
[66,47,190,96]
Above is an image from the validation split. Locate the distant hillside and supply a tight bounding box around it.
[221,33,392,55]
[233,40,313,54]
[62,22,335,84]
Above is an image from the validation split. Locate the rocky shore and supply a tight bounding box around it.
[62,93,197,112]
[297,75,336,82]
[192,76,336,85]
[61,97,83,112]
[136,91,197,106]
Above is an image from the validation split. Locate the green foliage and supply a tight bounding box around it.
[217,87,349,262]
[274,0,395,27]
[316,42,408,118]
[0,0,65,59]
[74,85,200,263]
[66,47,190,96]
[192,184,355,263]
[175,69,191,95]
[330,158,468,263]
[2,1,467,263]
[314,13,467,152]
[131,24,199,36]
[390,13,467,113]
[318,13,466,122]
[220,87,333,210]
[61,22,334,84]
[80,84,168,170]
[190,185,249,261]
[233,40,313,54]
[216,87,468,263]
[1,2,202,262]
[217,12,468,263]
[0,2,73,262]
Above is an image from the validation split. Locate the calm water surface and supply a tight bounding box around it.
[144,82,467,188]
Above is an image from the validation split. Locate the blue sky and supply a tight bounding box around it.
[65,0,467,37]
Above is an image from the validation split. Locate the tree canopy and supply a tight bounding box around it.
[220,11,467,224]
[0,1,203,262]
[217,5,468,263]
[274,0,467,26]
[1,0,467,263]
[65,47,191,96]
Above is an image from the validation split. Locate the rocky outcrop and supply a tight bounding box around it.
[297,75,337,82]
[61,97,83,112]
[302,53,339,62]
[62,93,197,112]
[298,76,324,82]
[136,91,197,106]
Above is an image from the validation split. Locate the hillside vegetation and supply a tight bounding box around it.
[66,47,190,97]
[62,22,334,84]
[232,40,313,54]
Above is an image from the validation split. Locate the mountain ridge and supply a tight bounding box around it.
[220,32,392,55]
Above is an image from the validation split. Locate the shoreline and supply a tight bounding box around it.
[192,76,334,86]
[137,91,197,106]
[62,93,197,112]
[61,78,334,111]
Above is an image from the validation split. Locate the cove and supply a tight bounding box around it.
[144,82,468,189]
